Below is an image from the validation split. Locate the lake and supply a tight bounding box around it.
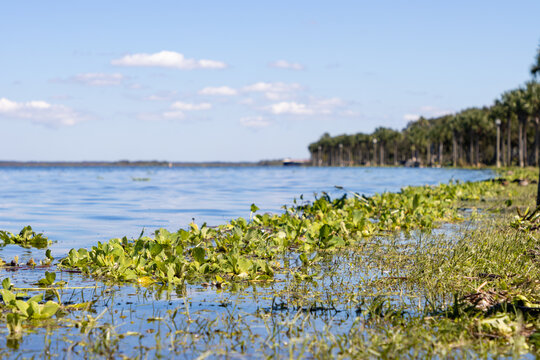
[0,166,498,358]
[0,166,492,255]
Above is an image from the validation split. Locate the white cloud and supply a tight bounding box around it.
[244,82,301,93]
[419,105,452,117]
[199,86,237,96]
[159,101,212,120]
[268,102,314,115]
[269,60,304,70]
[243,82,302,100]
[403,106,452,122]
[111,51,227,70]
[0,98,83,126]
[403,114,420,121]
[52,73,125,86]
[72,73,124,86]
[143,91,178,101]
[240,116,271,128]
[162,110,186,120]
[170,101,212,111]
[267,97,344,116]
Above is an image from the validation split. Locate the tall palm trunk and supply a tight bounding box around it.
[439,141,443,167]
[507,118,512,165]
[469,131,474,166]
[394,143,398,166]
[524,118,528,166]
[537,167,540,206]
[475,137,480,167]
[535,118,539,167]
[519,118,524,168]
[502,127,507,166]
[452,131,457,167]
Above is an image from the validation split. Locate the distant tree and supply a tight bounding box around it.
[525,82,540,166]
[530,42,540,206]
[532,41,540,78]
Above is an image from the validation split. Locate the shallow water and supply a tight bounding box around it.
[0,166,492,255]
[0,166,499,358]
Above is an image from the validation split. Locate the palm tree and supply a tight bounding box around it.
[530,42,540,205]
[404,117,430,165]
[525,82,540,166]
[501,89,530,167]
[532,41,540,78]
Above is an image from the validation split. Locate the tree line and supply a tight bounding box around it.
[308,44,540,168]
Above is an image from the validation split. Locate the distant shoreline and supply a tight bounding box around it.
[0,159,289,167]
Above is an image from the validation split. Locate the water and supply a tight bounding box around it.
[0,166,492,255]
[0,166,499,358]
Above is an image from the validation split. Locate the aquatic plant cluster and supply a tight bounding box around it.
[58,180,498,286]
[0,168,539,358]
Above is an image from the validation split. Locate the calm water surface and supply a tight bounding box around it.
[0,166,493,254]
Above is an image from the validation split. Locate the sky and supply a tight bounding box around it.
[1,1,539,162]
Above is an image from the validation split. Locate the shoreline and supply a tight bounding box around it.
[0,160,285,168]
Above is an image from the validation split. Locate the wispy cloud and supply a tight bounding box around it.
[269,60,304,70]
[51,73,126,86]
[267,97,344,116]
[143,91,178,101]
[239,116,271,129]
[161,101,212,120]
[0,98,84,126]
[268,102,314,115]
[403,114,420,121]
[72,73,124,86]
[170,101,211,111]
[403,105,452,122]
[198,86,238,96]
[244,82,301,93]
[243,82,302,100]
[111,51,227,70]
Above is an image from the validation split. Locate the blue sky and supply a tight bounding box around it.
[1,1,539,162]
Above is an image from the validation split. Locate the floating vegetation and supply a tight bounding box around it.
[56,177,502,288]
[0,168,539,358]
[0,226,50,249]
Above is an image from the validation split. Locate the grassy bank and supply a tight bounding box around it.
[0,167,538,358]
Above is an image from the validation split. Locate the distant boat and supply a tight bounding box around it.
[282,158,309,166]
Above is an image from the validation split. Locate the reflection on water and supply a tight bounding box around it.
[0,166,493,255]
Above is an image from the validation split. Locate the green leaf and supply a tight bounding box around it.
[28,301,39,318]
[250,204,260,213]
[45,271,56,285]
[0,289,16,304]
[2,278,12,290]
[319,224,331,240]
[36,301,59,319]
[28,294,43,303]
[14,300,29,315]
[149,243,163,257]
[412,194,420,210]
[192,247,205,264]
[237,257,252,274]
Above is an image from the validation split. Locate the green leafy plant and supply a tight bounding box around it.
[0,226,50,249]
